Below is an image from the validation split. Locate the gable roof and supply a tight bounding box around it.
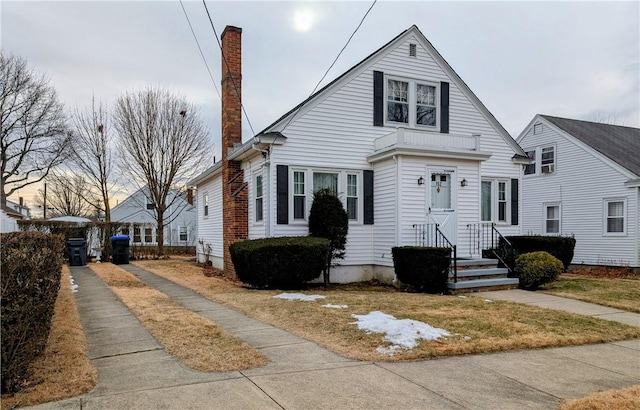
[261,25,524,155]
[540,115,640,177]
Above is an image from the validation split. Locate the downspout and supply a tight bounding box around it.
[251,144,271,237]
[394,155,400,247]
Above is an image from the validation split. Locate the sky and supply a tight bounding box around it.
[2,0,639,209]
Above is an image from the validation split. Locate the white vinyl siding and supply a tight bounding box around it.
[194,174,223,267]
[519,118,639,267]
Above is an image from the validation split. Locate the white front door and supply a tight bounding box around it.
[427,168,457,245]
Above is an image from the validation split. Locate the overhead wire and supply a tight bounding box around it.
[179,0,221,101]
[201,0,256,137]
[280,0,378,133]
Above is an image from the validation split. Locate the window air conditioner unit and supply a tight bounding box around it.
[541,164,554,174]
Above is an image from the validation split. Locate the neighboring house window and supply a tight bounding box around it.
[481,179,510,223]
[255,174,263,222]
[133,225,141,243]
[604,199,625,234]
[313,172,338,193]
[386,77,438,128]
[346,173,358,220]
[144,227,153,243]
[544,204,560,234]
[146,197,154,210]
[122,227,130,236]
[541,146,555,174]
[533,123,543,135]
[293,170,306,220]
[179,226,188,241]
[203,192,209,217]
[524,150,536,175]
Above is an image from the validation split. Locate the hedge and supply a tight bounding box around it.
[229,236,330,289]
[499,235,576,271]
[392,246,451,293]
[1,232,64,394]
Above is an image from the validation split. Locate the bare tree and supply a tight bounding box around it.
[0,52,71,205]
[33,171,96,218]
[113,87,210,257]
[70,97,116,221]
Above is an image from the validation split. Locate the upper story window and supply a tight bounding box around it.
[255,174,264,222]
[386,77,438,128]
[541,146,555,174]
[533,123,543,135]
[524,150,536,175]
[604,199,625,235]
[146,196,154,210]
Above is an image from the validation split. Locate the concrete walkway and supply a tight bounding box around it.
[27,265,639,410]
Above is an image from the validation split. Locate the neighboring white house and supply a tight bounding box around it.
[517,115,640,267]
[190,25,528,283]
[111,187,197,247]
[1,198,30,233]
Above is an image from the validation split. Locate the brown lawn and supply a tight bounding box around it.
[132,259,640,362]
[88,263,268,372]
[559,385,640,410]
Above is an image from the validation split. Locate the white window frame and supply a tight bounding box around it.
[533,123,543,135]
[146,196,154,210]
[144,227,153,243]
[523,149,536,176]
[292,169,307,221]
[290,167,363,224]
[385,75,439,130]
[203,192,209,218]
[481,178,510,224]
[133,225,141,243]
[603,198,626,236]
[540,145,555,174]
[179,226,188,242]
[544,203,561,235]
[346,173,359,221]
[255,173,264,223]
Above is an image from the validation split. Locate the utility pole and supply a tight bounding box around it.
[43,182,48,220]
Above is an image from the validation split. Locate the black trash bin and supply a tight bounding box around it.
[111,235,130,265]
[67,238,87,266]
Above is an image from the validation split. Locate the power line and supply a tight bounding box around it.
[179,0,221,101]
[201,0,256,137]
[281,0,377,133]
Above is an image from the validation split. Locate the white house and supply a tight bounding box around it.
[111,187,196,247]
[190,25,528,285]
[517,115,640,267]
[1,198,30,233]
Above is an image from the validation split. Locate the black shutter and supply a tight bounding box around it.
[363,170,374,225]
[440,81,449,134]
[277,165,288,224]
[373,71,384,126]
[511,178,519,225]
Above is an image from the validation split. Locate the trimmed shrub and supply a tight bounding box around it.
[501,235,576,271]
[515,251,563,290]
[229,236,330,289]
[392,246,451,293]
[1,232,64,394]
[308,188,349,286]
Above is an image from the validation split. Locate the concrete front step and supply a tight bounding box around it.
[452,267,509,279]
[447,277,519,294]
[456,258,498,267]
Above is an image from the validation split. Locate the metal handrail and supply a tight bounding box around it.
[434,225,458,283]
[490,224,514,274]
[412,223,458,282]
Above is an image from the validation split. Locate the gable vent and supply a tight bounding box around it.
[409,43,417,57]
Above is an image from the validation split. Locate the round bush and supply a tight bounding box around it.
[229,236,330,289]
[515,251,563,290]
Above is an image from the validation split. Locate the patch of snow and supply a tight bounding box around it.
[322,304,348,309]
[464,336,472,341]
[351,311,450,355]
[484,299,493,303]
[273,293,326,301]
[69,275,78,293]
[458,295,467,299]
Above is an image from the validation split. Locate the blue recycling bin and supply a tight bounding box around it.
[110,235,130,264]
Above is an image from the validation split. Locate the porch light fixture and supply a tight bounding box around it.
[460,178,467,187]
[417,176,425,186]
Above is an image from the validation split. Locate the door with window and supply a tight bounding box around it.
[427,168,457,245]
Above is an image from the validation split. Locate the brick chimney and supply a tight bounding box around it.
[221,26,247,278]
